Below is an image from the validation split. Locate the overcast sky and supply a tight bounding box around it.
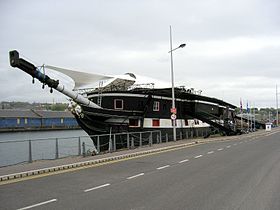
[0,0,279,108]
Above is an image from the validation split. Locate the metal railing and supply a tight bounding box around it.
[89,130,161,153]
[0,135,94,167]
[0,128,210,167]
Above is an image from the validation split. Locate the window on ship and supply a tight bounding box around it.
[129,119,139,127]
[114,99,124,110]
[153,101,160,111]
[152,119,160,127]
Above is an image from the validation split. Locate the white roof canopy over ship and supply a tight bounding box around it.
[45,65,173,92]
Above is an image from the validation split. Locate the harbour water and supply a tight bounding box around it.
[0,129,95,167]
[0,130,87,142]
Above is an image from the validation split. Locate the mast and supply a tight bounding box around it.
[9,50,101,109]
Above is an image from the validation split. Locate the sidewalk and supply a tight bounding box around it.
[0,129,273,182]
[0,138,195,177]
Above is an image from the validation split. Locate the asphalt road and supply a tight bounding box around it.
[1,130,280,210]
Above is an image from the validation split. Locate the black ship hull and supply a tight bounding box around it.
[72,88,237,151]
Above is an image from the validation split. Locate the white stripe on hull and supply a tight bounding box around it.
[104,118,210,129]
[143,118,210,128]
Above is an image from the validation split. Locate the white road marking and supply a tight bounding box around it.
[233,143,237,146]
[157,165,170,170]
[218,148,223,151]
[226,145,231,148]
[194,155,203,159]
[207,151,214,154]
[17,199,57,210]
[84,183,111,192]
[179,159,189,163]
[127,173,145,180]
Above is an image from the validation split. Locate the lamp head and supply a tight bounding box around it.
[179,43,186,48]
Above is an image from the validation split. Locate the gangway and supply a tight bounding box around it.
[186,110,239,136]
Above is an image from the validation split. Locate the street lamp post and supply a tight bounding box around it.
[169,25,186,141]
[276,84,279,127]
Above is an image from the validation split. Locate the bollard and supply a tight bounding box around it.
[97,136,100,154]
[156,134,159,144]
[149,132,152,146]
[109,136,113,153]
[55,138,59,159]
[127,133,130,149]
[159,131,162,143]
[131,137,135,149]
[139,132,142,147]
[82,142,86,157]
[113,134,116,151]
[166,133,168,142]
[28,140,32,163]
[191,130,193,138]
[180,132,183,140]
[78,137,81,156]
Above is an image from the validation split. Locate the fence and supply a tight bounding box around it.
[0,135,94,167]
[0,128,210,167]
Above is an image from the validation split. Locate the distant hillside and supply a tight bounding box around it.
[236,107,279,123]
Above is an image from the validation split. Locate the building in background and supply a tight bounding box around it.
[0,109,79,131]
